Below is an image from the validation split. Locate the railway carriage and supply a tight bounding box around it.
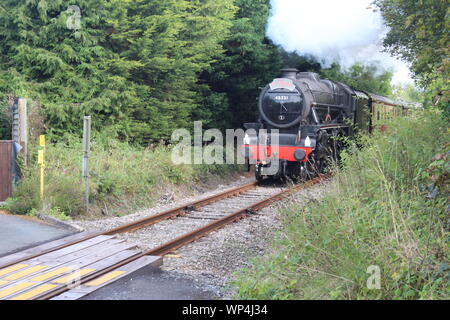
[242,68,414,181]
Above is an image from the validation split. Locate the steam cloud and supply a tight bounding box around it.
[267,0,413,84]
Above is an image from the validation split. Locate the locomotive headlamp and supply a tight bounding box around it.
[294,149,306,161]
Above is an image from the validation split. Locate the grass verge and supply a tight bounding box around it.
[2,131,244,220]
[232,109,449,299]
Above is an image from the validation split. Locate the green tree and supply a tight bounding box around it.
[373,0,449,112]
[200,0,283,129]
[392,83,425,103]
[0,0,122,137]
[0,101,11,140]
[102,0,236,141]
[0,0,236,143]
[320,62,394,97]
[373,0,448,79]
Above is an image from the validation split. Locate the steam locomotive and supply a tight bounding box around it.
[242,68,414,181]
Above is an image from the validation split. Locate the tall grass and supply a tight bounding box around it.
[233,110,449,299]
[3,131,243,218]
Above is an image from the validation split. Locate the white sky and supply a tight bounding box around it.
[267,0,414,85]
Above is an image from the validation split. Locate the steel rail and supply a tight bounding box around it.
[103,181,257,235]
[146,175,325,256]
[37,175,327,300]
[0,182,257,270]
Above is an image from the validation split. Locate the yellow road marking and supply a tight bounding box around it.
[85,271,126,287]
[53,269,96,284]
[5,265,47,281]
[0,264,29,277]
[10,283,58,300]
[0,282,34,299]
[31,267,72,282]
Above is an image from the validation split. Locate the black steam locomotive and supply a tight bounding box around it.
[242,68,413,181]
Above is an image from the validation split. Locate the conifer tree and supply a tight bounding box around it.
[200,0,283,130]
[0,0,236,143]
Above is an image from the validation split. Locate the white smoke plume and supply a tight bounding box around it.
[267,0,413,84]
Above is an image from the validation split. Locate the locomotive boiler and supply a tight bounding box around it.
[242,68,409,181]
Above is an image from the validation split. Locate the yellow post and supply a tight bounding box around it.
[38,135,45,200]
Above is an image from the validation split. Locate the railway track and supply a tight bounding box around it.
[0,175,327,300]
[147,176,323,256]
[0,181,258,271]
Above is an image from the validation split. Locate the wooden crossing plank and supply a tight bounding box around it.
[0,232,95,264]
[30,267,73,282]
[4,265,48,281]
[51,249,141,286]
[50,256,162,300]
[0,250,140,300]
[25,235,115,262]
[69,250,144,277]
[10,283,58,300]
[5,250,143,300]
[52,269,96,285]
[28,238,123,264]
[0,221,162,301]
[0,232,97,268]
[0,241,137,288]
[85,270,127,287]
[50,243,138,272]
[0,264,29,277]
[0,282,34,299]
[0,236,117,284]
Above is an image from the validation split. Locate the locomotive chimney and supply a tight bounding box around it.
[281,68,298,80]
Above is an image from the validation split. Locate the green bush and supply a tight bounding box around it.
[2,175,40,215]
[233,110,449,299]
[2,134,242,218]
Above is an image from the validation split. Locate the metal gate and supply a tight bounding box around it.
[0,141,13,201]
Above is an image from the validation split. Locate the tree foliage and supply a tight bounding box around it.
[199,0,282,129]
[0,0,416,142]
[392,83,425,103]
[373,0,449,112]
[320,63,394,97]
[0,0,236,143]
[373,0,448,79]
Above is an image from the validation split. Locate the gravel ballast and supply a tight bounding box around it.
[68,175,330,298]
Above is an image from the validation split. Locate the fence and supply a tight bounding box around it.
[0,141,13,202]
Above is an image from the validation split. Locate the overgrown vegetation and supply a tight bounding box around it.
[373,0,449,114]
[0,1,425,143]
[199,0,283,129]
[233,110,449,299]
[0,101,11,140]
[2,132,242,218]
[321,62,394,97]
[0,0,282,142]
